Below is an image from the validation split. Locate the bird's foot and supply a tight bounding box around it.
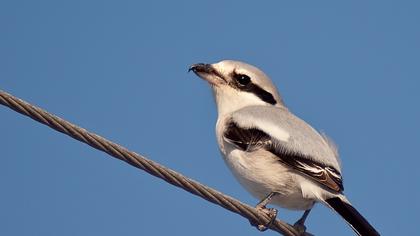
[250,205,278,232]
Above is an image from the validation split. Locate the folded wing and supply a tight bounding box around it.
[224,120,343,192]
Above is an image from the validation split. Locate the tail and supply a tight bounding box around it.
[325,197,380,236]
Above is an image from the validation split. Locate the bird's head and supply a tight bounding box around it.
[190,60,284,115]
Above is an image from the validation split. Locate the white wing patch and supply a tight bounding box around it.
[255,120,290,142]
[234,114,290,142]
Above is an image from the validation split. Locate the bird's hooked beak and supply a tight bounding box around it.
[189,63,213,74]
[189,63,227,86]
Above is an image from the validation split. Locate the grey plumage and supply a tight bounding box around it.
[224,106,344,192]
[230,105,340,170]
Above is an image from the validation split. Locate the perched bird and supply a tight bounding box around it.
[189,60,379,236]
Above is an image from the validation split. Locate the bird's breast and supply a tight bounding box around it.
[223,147,314,210]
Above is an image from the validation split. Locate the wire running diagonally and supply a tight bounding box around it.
[0,89,303,236]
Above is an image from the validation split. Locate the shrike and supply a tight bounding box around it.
[189,60,379,236]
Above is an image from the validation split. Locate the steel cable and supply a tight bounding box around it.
[0,90,303,236]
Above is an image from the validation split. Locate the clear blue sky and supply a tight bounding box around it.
[1,1,419,235]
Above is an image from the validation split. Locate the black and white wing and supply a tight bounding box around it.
[224,114,344,193]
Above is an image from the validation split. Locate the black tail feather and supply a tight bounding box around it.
[325,197,380,236]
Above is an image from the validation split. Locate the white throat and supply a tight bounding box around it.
[213,86,272,116]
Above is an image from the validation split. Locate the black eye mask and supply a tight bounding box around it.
[232,73,277,105]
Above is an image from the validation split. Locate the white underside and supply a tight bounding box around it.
[224,147,320,210]
[216,113,341,210]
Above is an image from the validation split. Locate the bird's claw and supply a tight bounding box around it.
[250,206,278,232]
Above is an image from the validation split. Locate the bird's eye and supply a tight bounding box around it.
[234,74,251,86]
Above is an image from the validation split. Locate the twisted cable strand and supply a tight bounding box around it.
[0,90,301,236]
